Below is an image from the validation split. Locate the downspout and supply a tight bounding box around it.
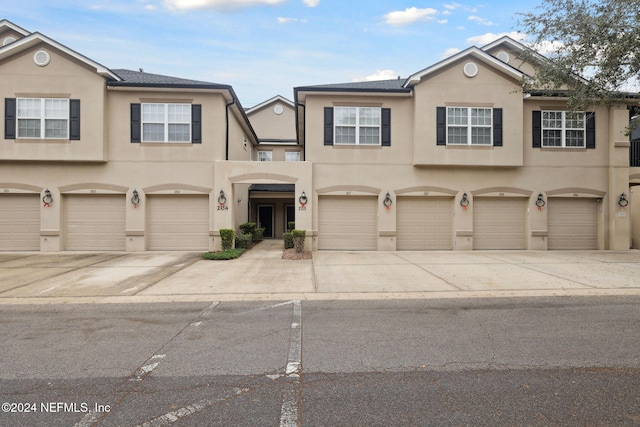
[225,98,235,161]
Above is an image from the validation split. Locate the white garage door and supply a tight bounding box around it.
[318,196,377,250]
[548,198,598,249]
[0,194,40,251]
[148,195,209,251]
[474,197,527,250]
[397,197,453,250]
[65,195,126,251]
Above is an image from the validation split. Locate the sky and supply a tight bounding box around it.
[1,0,542,107]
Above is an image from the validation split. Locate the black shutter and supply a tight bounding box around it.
[532,110,541,148]
[69,99,80,140]
[324,107,333,145]
[381,108,391,146]
[4,98,16,140]
[131,103,141,143]
[436,107,446,145]
[586,112,595,149]
[493,108,502,146]
[192,104,202,144]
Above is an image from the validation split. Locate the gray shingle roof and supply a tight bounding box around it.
[108,69,230,89]
[249,184,295,192]
[295,78,411,93]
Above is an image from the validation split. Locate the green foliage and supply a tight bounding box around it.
[239,222,257,236]
[283,232,294,249]
[287,221,295,232]
[253,227,265,242]
[235,233,252,249]
[202,248,245,260]
[291,229,306,253]
[220,228,235,251]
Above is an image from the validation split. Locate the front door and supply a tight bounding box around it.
[258,205,274,238]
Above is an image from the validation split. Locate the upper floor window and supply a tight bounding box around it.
[446,107,492,145]
[334,107,381,145]
[542,111,585,147]
[142,103,191,143]
[17,98,69,139]
[285,151,300,162]
[257,151,272,161]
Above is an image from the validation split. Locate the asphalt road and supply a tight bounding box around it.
[0,297,639,426]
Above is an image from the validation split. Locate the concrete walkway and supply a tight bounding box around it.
[0,240,639,304]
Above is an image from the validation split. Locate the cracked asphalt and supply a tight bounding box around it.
[1,297,639,426]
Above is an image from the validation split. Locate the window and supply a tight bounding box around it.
[16,98,69,139]
[258,151,272,161]
[142,103,191,142]
[334,107,381,145]
[447,107,492,145]
[542,111,585,147]
[285,152,300,162]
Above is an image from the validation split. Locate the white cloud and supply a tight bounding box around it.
[164,0,285,11]
[468,16,494,26]
[353,70,399,82]
[278,17,308,24]
[467,31,527,46]
[531,40,564,55]
[303,0,320,6]
[442,47,461,58]
[384,7,438,26]
[438,19,448,24]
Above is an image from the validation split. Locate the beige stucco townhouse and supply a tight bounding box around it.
[1,19,638,253]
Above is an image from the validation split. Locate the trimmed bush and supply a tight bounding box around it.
[203,248,245,260]
[253,227,265,242]
[220,228,235,251]
[283,232,294,249]
[292,229,306,253]
[235,233,252,249]
[239,222,257,236]
[287,221,295,232]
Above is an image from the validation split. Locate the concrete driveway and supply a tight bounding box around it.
[0,241,639,303]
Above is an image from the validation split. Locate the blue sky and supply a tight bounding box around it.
[2,1,541,107]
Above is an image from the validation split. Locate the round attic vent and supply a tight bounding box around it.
[496,51,510,63]
[2,36,16,46]
[274,104,284,115]
[33,50,51,67]
[463,61,478,78]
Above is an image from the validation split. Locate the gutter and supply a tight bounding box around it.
[225,98,235,161]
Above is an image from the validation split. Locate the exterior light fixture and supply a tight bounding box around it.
[42,189,53,207]
[383,192,393,210]
[131,189,140,208]
[460,192,470,210]
[218,190,227,207]
[618,193,629,208]
[299,191,308,207]
[536,193,546,210]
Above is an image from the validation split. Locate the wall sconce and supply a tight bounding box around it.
[131,189,140,208]
[535,193,546,211]
[42,189,53,207]
[299,191,308,207]
[383,192,393,210]
[618,193,629,208]
[218,190,227,207]
[460,192,470,210]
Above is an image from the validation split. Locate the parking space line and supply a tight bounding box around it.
[280,300,302,427]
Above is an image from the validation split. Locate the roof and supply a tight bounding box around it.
[249,184,295,192]
[246,95,294,114]
[295,78,411,93]
[108,69,231,89]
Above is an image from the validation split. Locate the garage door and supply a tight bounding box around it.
[65,195,126,251]
[148,195,209,250]
[397,197,453,250]
[548,198,598,249]
[0,194,40,251]
[318,196,377,250]
[474,197,527,250]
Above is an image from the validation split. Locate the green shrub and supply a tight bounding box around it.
[253,227,265,242]
[292,229,306,253]
[239,222,257,236]
[220,228,235,251]
[283,232,294,249]
[235,233,252,249]
[202,248,245,260]
[287,221,295,232]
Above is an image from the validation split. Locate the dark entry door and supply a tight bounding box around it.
[258,205,274,238]
[286,205,295,231]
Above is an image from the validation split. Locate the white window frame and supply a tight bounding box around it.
[257,151,272,162]
[141,103,191,143]
[285,151,300,162]
[334,106,381,146]
[446,107,493,146]
[16,98,69,139]
[542,111,586,148]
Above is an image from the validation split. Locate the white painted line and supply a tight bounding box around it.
[200,301,219,316]
[280,390,298,427]
[280,300,302,427]
[135,362,159,376]
[239,300,297,315]
[190,321,203,327]
[151,354,166,360]
[73,410,102,427]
